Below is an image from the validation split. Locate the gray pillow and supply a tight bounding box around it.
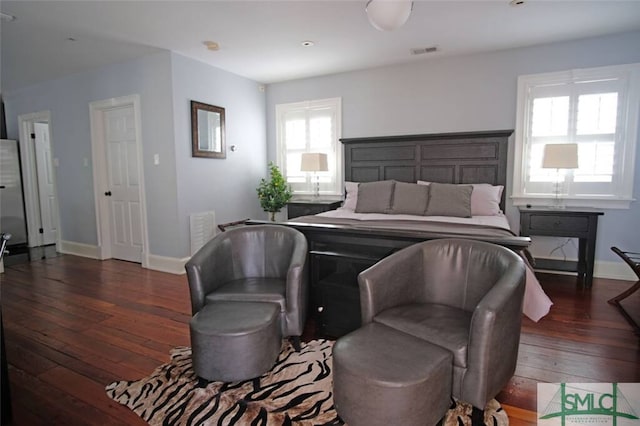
[391,182,430,215]
[355,180,395,213]
[425,183,473,217]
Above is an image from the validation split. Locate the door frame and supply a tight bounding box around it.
[17,110,62,250]
[89,94,150,268]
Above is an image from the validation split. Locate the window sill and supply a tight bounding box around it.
[511,195,634,210]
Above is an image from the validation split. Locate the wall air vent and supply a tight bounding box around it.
[190,211,216,255]
[410,46,438,55]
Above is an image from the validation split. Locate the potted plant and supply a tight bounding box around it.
[256,162,293,221]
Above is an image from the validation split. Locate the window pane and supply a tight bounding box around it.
[284,112,306,150]
[528,143,564,183]
[309,115,332,149]
[574,141,614,183]
[285,152,305,183]
[514,64,639,205]
[531,97,569,137]
[276,98,342,195]
[577,93,618,135]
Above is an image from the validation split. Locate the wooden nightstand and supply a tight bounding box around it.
[287,199,342,219]
[519,209,603,288]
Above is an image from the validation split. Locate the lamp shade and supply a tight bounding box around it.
[542,143,579,169]
[366,0,413,32]
[300,153,328,172]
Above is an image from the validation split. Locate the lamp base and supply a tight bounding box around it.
[313,175,320,198]
[549,169,566,209]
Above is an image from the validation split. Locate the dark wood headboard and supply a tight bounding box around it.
[340,129,513,211]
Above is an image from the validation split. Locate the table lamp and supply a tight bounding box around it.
[542,143,579,209]
[300,153,328,198]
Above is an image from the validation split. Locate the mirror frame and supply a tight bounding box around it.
[191,100,226,159]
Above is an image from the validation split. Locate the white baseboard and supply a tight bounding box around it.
[533,256,637,281]
[59,240,101,259]
[58,241,188,275]
[594,260,637,281]
[146,254,189,275]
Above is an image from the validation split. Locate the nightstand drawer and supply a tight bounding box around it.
[528,214,590,236]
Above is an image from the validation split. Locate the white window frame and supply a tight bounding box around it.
[275,97,343,196]
[512,63,640,209]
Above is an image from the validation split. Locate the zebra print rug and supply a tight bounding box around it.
[106,339,508,426]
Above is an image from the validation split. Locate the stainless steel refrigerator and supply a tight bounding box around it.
[0,139,28,247]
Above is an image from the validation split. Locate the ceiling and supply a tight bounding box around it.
[2,1,640,92]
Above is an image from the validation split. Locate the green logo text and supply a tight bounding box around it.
[540,383,639,426]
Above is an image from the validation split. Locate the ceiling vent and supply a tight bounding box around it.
[410,46,438,56]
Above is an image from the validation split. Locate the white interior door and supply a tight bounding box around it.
[17,111,61,250]
[103,105,143,263]
[33,122,58,245]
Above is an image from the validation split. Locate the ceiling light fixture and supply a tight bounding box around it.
[1,12,16,22]
[509,0,525,6]
[366,0,413,32]
[301,40,315,47]
[203,41,220,51]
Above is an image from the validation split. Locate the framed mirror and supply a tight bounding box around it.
[191,100,226,158]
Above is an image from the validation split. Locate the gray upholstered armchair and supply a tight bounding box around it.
[185,224,308,350]
[358,238,526,422]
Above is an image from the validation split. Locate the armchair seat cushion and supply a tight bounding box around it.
[205,278,286,312]
[374,303,471,368]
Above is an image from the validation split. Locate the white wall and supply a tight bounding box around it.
[170,53,267,257]
[266,31,640,265]
[4,52,181,257]
[4,51,269,263]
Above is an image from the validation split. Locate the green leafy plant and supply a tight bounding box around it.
[256,162,293,221]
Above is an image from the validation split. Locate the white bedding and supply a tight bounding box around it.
[317,207,553,322]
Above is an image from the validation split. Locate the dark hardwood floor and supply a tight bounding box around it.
[1,255,638,425]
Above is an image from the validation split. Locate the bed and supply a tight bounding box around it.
[250,130,552,337]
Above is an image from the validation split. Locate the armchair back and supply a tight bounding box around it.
[419,239,523,311]
[185,225,307,314]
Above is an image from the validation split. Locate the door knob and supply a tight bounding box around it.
[105,191,112,196]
